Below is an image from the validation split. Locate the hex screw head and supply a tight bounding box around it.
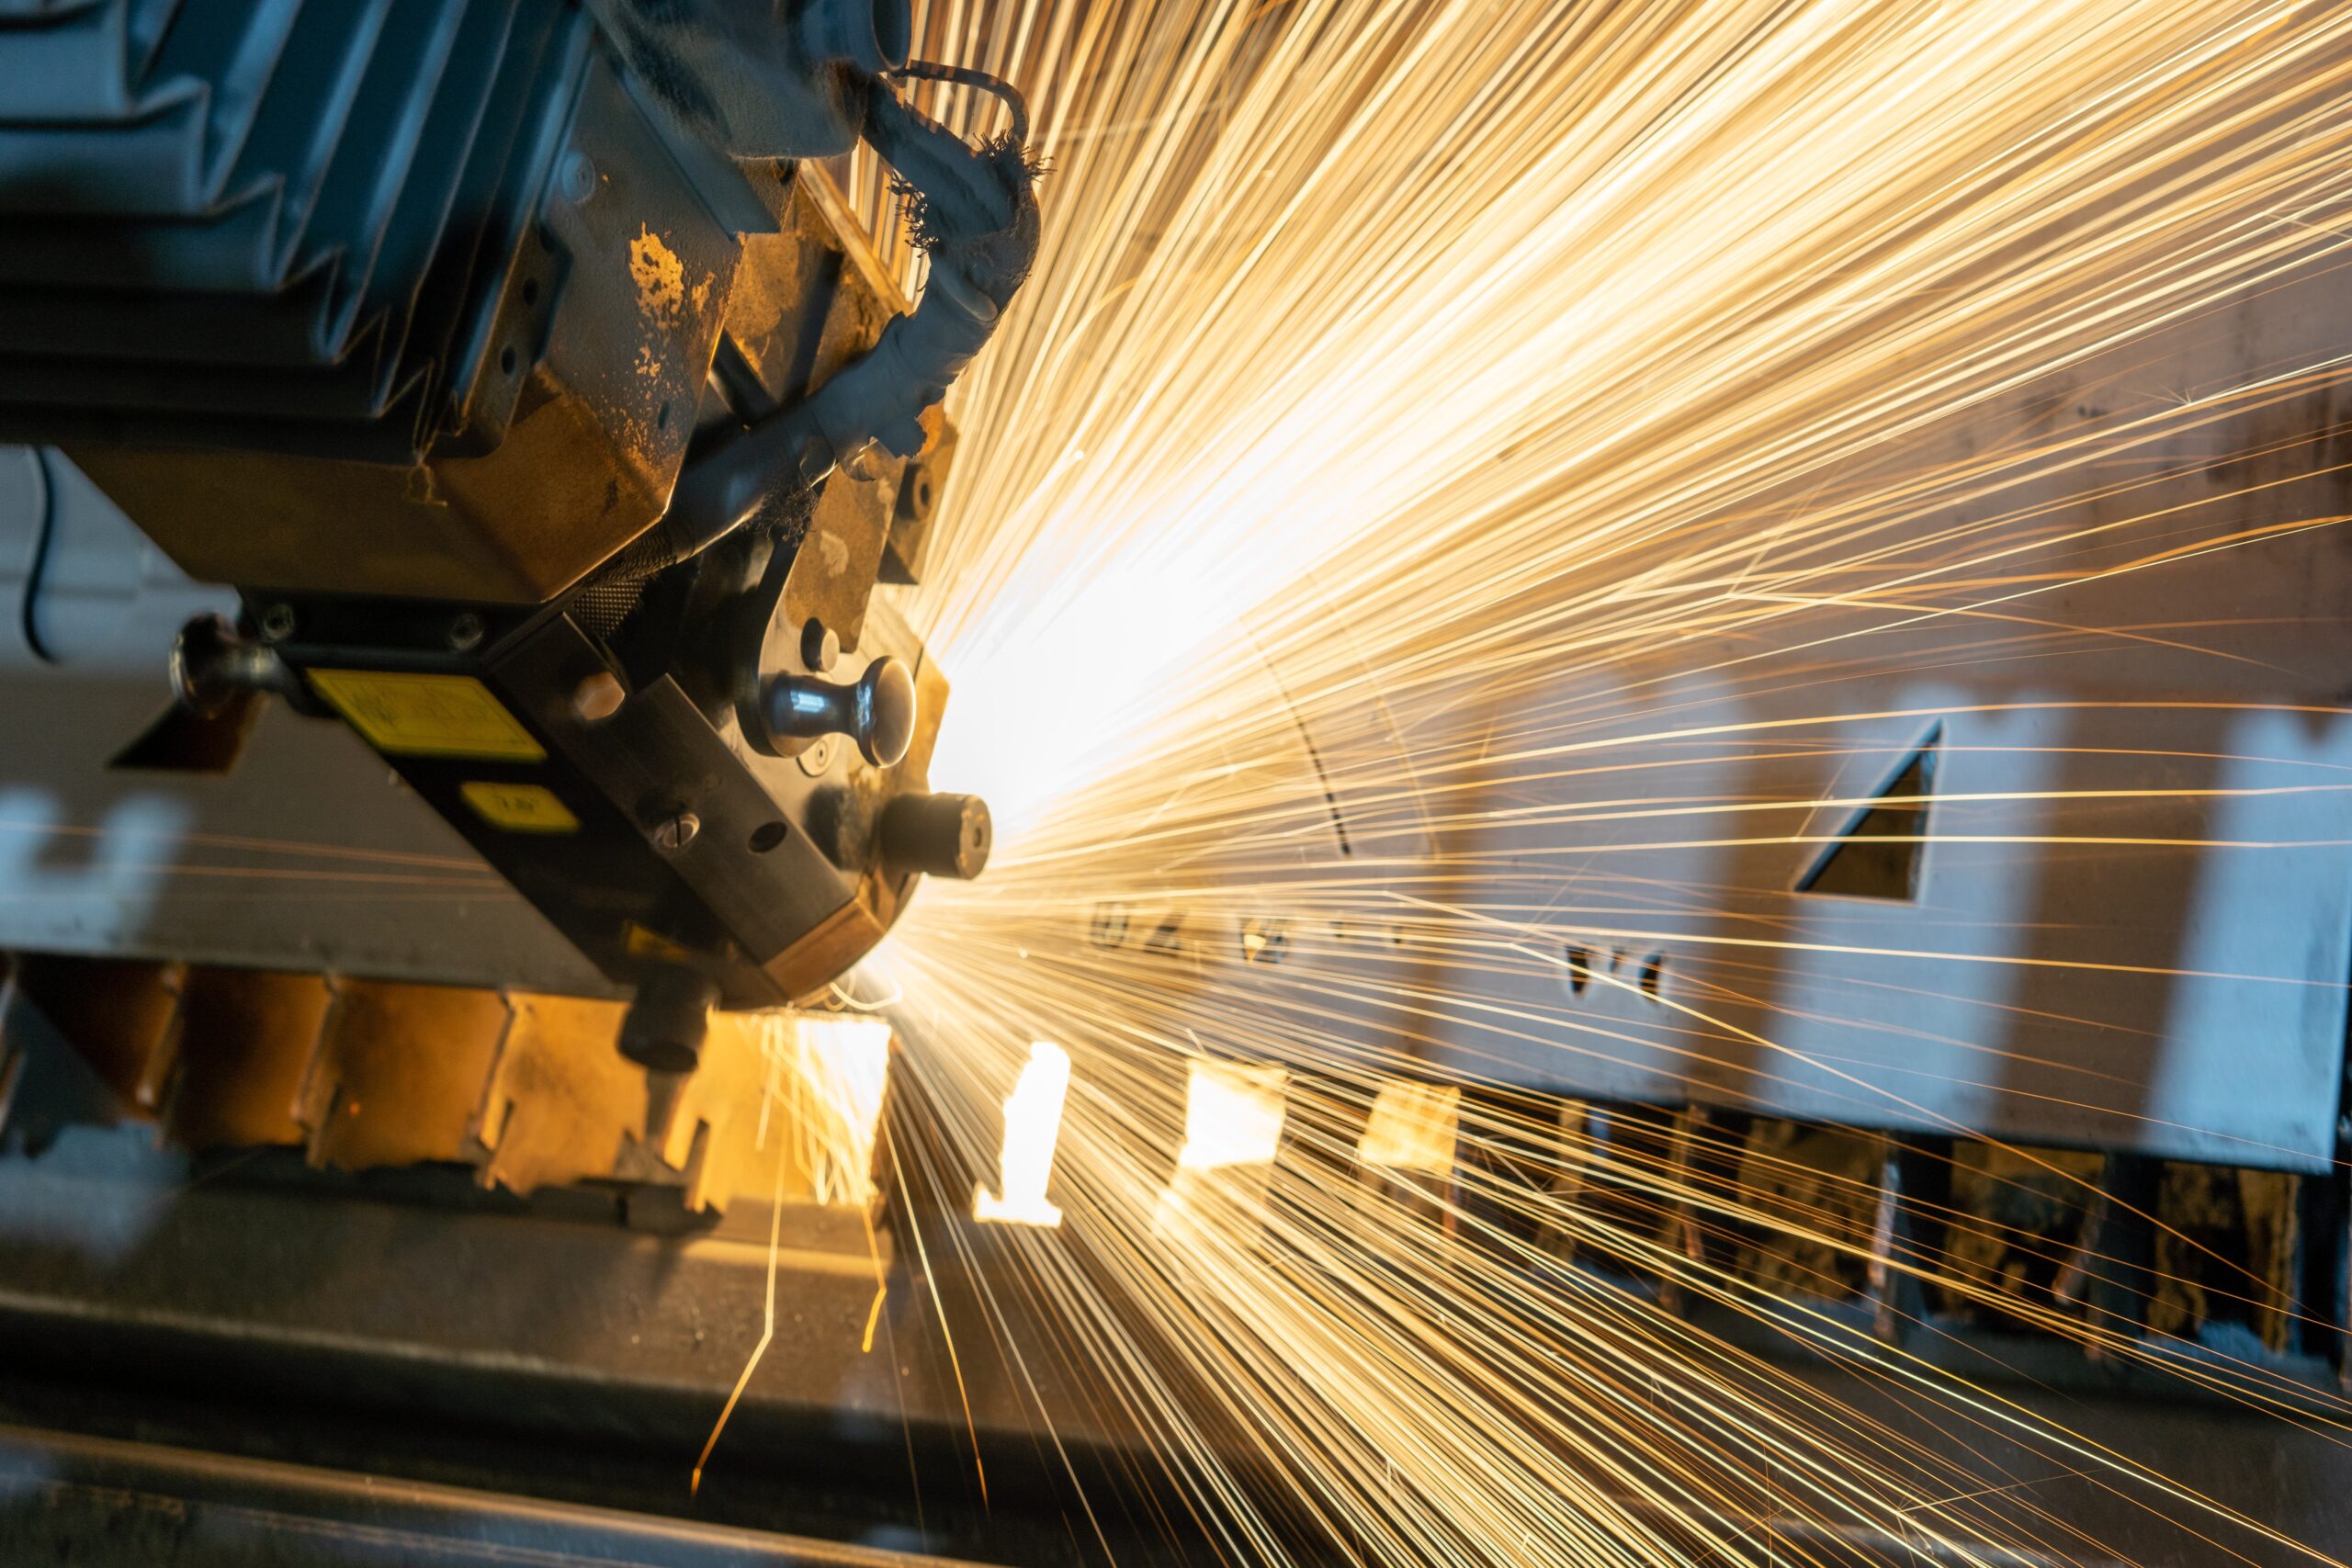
[447,612,486,652]
[256,604,296,643]
[559,151,596,204]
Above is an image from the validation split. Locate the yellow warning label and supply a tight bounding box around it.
[460,781,579,835]
[308,670,544,761]
[623,921,694,964]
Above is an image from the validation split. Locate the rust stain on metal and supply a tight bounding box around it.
[628,225,685,319]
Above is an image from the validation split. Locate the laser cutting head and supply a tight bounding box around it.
[0,1,1032,1070]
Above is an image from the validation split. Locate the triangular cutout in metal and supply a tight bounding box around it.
[1794,728,1939,900]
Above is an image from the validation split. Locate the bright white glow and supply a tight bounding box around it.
[1154,1061,1292,1241]
[925,572,1234,837]
[974,1040,1071,1226]
[1175,1061,1288,1171]
[1357,1082,1461,1177]
[786,1014,893,1206]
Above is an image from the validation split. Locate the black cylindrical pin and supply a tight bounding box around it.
[877,792,992,881]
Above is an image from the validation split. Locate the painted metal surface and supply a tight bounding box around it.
[1092,261,2352,1168]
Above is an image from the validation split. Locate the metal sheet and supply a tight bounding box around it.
[1128,262,2352,1168]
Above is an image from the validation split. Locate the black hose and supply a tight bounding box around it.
[17,447,55,665]
[888,60,1030,145]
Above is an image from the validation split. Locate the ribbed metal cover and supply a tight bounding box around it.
[0,0,583,459]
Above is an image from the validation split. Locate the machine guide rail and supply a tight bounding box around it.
[2,953,2349,1564]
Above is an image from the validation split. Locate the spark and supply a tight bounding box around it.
[694,1126,789,1497]
[854,0,2352,1563]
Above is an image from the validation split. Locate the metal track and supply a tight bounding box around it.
[0,1420,1002,1568]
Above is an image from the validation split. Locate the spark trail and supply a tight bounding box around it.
[857,2,2352,1562]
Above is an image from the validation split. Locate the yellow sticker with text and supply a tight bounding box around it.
[308,670,544,761]
[460,781,579,834]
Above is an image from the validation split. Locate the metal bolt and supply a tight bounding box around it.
[800,618,840,672]
[558,151,596,204]
[447,612,486,652]
[572,671,626,722]
[651,811,700,852]
[256,603,296,643]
